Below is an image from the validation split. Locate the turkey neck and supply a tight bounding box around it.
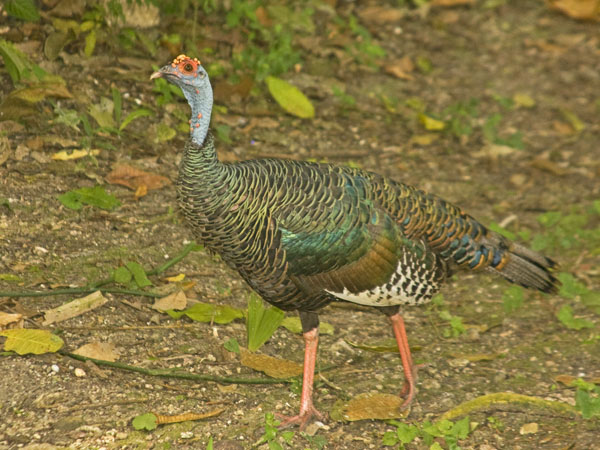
[177,81,233,241]
[178,78,222,187]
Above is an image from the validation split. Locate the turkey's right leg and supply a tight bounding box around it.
[278,311,325,430]
[381,306,418,408]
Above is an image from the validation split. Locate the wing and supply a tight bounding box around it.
[272,166,446,302]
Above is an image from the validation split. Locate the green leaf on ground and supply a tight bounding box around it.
[114,266,132,284]
[0,38,45,84]
[224,338,240,354]
[5,0,41,22]
[558,272,590,299]
[266,76,314,119]
[120,108,152,131]
[132,413,157,431]
[280,317,334,335]
[575,389,600,419]
[0,273,22,282]
[556,305,594,330]
[247,293,285,351]
[58,186,121,211]
[89,97,115,128]
[125,261,152,288]
[0,329,63,355]
[168,302,244,324]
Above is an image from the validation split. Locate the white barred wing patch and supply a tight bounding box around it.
[325,252,441,307]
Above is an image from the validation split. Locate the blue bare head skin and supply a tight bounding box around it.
[151,54,213,145]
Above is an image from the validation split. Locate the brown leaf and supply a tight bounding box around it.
[384,56,415,80]
[342,393,407,421]
[240,349,302,378]
[547,0,600,21]
[554,374,600,385]
[0,312,24,330]
[530,158,568,176]
[554,374,577,385]
[255,6,272,27]
[213,76,254,102]
[553,120,575,135]
[152,291,187,312]
[44,135,79,148]
[524,38,567,55]
[357,6,405,24]
[73,342,120,362]
[10,83,72,103]
[49,0,86,18]
[134,184,147,199]
[106,164,170,191]
[42,291,108,325]
[432,0,475,6]
[154,409,225,424]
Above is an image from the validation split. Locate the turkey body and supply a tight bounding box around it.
[178,134,555,316]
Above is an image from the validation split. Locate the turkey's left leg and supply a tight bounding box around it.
[381,306,418,408]
[278,311,325,429]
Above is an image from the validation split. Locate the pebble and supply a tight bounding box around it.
[74,368,86,377]
[51,364,59,373]
[448,358,470,368]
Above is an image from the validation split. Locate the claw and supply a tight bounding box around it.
[276,405,326,430]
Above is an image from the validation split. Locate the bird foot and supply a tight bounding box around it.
[276,405,326,430]
[399,362,427,408]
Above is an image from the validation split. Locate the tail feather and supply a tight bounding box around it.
[488,241,560,294]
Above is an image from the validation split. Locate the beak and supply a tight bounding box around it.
[150,70,163,80]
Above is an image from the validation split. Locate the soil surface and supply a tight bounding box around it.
[1,1,599,449]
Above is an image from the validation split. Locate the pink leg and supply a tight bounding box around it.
[389,313,417,408]
[278,328,325,429]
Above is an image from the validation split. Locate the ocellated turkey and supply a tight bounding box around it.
[150,55,559,429]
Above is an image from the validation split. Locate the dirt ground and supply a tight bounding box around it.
[1,1,599,449]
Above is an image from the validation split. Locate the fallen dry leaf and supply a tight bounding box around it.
[165,273,185,283]
[154,409,225,425]
[547,0,600,21]
[52,149,100,160]
[524,38,567,54]
[240,349,302,378]
[73,342,120,362]
[213,76,254,102]
[106,164,170,191]
[44,136,79,148]
[473,144,517,159]
[553,120,576,135]
[357,6,405,24]
[254,6,272,27]
[520,422,539,435]
[134,184,148,200]
[152,291,187,312]
[530,158,568,176]
[43,291,108,325]
[432,0,475,6]
[342,392,407,421]
[0,312,23,330]
[384,56,415,80]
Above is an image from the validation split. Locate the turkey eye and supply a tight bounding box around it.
[183,63,193,72]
